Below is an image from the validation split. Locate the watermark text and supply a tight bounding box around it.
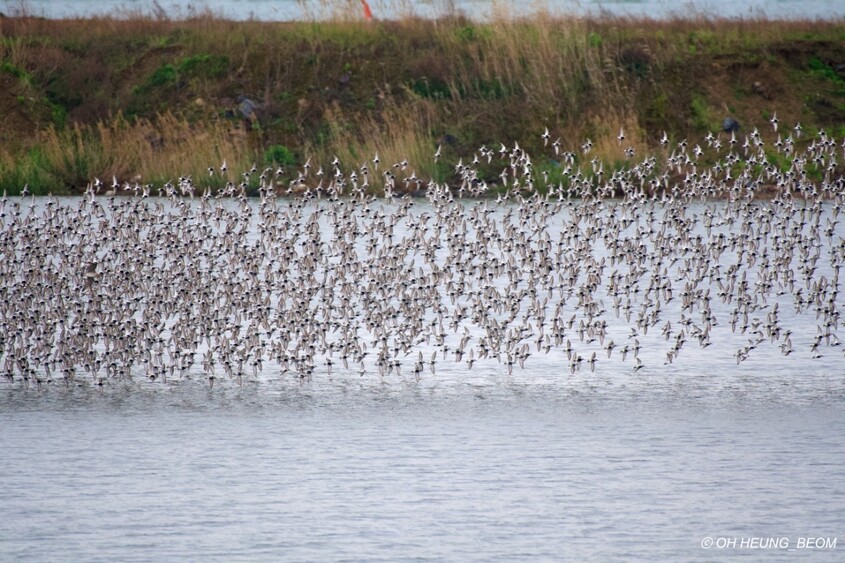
[701,536,837,550]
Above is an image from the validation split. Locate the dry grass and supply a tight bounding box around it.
[1,113,254,193]
[312,94,439,187]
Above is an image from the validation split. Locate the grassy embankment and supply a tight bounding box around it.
[1,5,845,194]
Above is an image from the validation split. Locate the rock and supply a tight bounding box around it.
[237,95,259,119]
[236,95,260,131]
[723,117,740,133]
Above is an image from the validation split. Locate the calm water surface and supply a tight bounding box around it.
[2,382,844,561]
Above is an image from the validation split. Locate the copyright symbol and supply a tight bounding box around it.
[702,537,714,549]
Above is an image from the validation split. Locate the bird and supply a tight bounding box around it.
[83,262,98,290]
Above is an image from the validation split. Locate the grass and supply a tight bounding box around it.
[1,6,845,193]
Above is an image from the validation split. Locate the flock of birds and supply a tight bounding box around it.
[1,119,844,389]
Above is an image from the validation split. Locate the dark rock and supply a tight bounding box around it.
[235,95,260,131]
[236,95,259,120]
[722,117,740,133]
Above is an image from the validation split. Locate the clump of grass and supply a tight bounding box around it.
[264,144,297,167]
[435,14,617,121]
[0,60,29,81]
[0,147,53,195]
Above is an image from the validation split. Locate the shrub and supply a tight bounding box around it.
[264,144,296,166]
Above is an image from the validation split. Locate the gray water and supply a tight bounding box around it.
[5,0,844,20]
[2,384,844,561]
[2,193,845,560]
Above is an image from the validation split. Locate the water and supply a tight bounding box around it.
[5,0,844,20]
[2,385,844,561]
[2,192,845,560]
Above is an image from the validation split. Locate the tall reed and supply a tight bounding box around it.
[312,94,439,187]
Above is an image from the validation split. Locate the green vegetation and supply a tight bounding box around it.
[808,56,845,85]
[134,53,232,92]
[264,144,296,167]
[1,10,845,193]
[1,60,28,81]
[690,95,714,132]
[179,53,229,77]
